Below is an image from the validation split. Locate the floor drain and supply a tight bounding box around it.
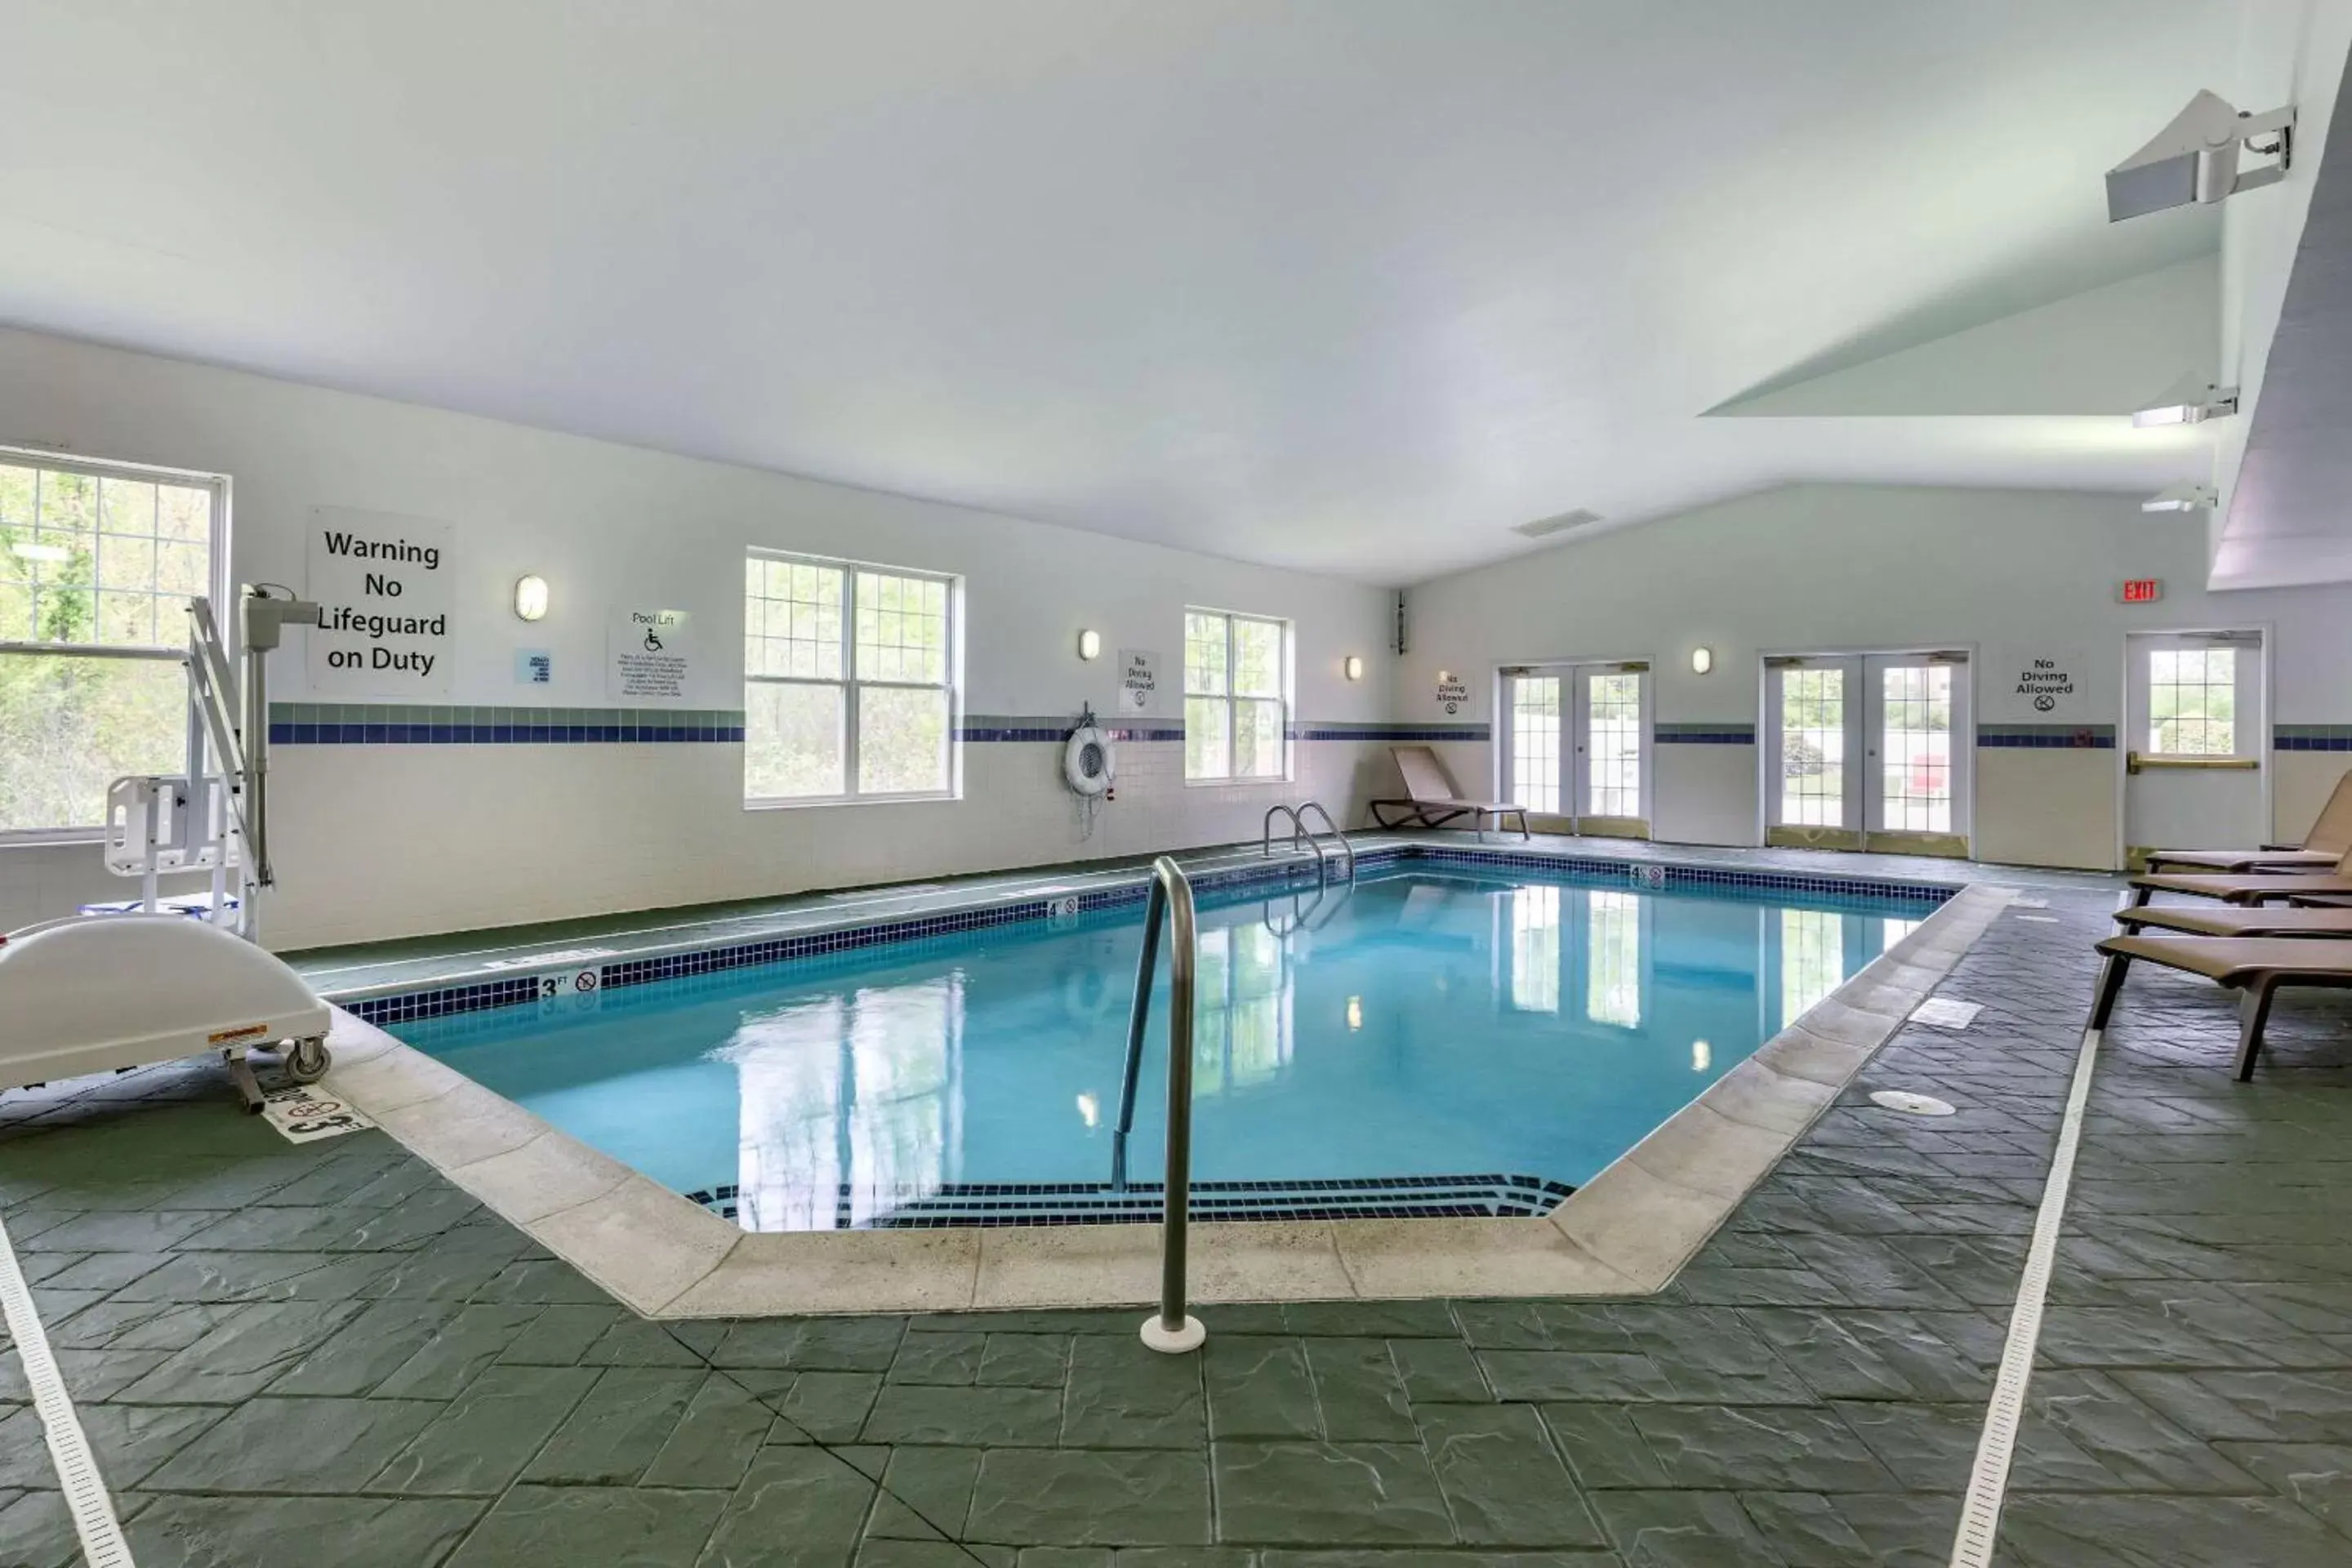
[1871,1089,1957,1116]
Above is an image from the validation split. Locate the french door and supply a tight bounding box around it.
[1765,652,1971,855]
[1502,662,1652,835]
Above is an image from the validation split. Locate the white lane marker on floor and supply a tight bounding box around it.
[1948,1022,2102,1568]
[0,1209,136,1566]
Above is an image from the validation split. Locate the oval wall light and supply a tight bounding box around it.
[1343,655,1364,681]
[1077,629,1102,660]
[514,575,550,622]
[1690,646,1713,675]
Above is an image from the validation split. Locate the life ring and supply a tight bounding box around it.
[1064,724,1115,795]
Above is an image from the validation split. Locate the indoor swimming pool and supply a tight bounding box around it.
[390,864,1942,1230]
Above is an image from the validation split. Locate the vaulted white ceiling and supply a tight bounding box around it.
[2,1,2240,583]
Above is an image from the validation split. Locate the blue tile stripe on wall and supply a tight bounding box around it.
[1974,724,2117,750]
[341,844,1953,1029]
[2276,725,2352,752]
[1655,723,1755,745]
[270,705,1484,746]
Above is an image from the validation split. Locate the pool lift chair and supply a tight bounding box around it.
[0,590,335,1111]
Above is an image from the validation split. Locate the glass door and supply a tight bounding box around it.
[2123,630,2265,864]
[1767,653,1969,854]
[1501,663,1650,835]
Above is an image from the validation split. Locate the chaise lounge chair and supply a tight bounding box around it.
[2142,770,2352,875]
[2127,844,2352,907]
[1369,745,1531,839]
[2090,934,2352,1079]
[2112,905,2352,939]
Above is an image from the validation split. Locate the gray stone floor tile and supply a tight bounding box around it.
[443,1482,728,1567]
[778,1370,886,1441]
[640,1373,777,1490]
[1626,1404,1898,1493]
[697,1446,875,1567]
[1204,1335,1321,1441]
[2216,1442,2352,1541]
[497,1303,630,1365]
[1998,1492,2352,1567]
[111,1300,367,1403]
[0,1402,225,1490]
[856,1542,1017,1567]
[144,1395,441,1494]
[123,1493,486,1568]
[1302,1338,1417,1441]
[525,1365,706,1484]
[1538,1404,1673,1490]
[1212,1441,1453,1546]
[367,1363,599,1494]
[1735,1490,1882,1566]
[265,1294,466,1396]
[1822,1491,1962,1568]
[369,1302,546,1398]
[1283,1301,1458,1338]
[1450,1301,1633,1352]
[866,1383,1064,1446]
[1476,1351,1675,1403]
[1388,1338,1490,1405]
[0,1489,77,1568]
[869,1445,982,1539]
[978,1333,1071,1387]
[1060,1333,1205,1448]
[715,1317,906,1371]
[1588,1489,1789,1567]
[889,1330,987,1385]
[581,1315,713,1367]
[1416,1401,1608,1546]
[969,1448,1213,1546]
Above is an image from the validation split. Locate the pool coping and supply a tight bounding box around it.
[315,848,2013,1318]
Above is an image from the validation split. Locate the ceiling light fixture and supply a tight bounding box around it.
[2132,383,2238,428]
[2140,483,2217,513]
[2107,89,2295,222]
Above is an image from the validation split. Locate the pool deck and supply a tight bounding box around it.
[4,843,2351,1565]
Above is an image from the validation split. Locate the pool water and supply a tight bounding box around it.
[394,866,1936,1230]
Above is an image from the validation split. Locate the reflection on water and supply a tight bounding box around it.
[1588,891,1642,1028]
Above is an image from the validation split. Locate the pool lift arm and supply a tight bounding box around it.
[1,589,332,1112]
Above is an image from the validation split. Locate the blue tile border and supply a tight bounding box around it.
[342,842,1952,1029]
[1976,724,2116,750]
[1655,723,1756,745]
[2277,725,2352,752]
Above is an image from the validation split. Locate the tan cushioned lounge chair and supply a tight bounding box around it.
[2127,844,2352,907]
[1368,745,1531,839]
[2113,905,2352,939]
[2091,934,2352,1079]
[2144,769,2352,875]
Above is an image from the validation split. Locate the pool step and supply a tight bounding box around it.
[683,1172,1576,1230]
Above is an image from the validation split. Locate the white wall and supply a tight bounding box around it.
[1400,483,2352,868]
[0,327,1396,946]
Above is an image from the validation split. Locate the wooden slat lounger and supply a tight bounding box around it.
[2143,769,2352,875]
[1368,745,1531,840]
[2127,845,2352,907]
[2090,935,2352,1079]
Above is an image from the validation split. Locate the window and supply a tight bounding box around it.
[743,551,957,804]
[1,452,223,836]
[1778,666,1846,826]
[1878,664,1953,833]
[1184,608,1289,781]
[1508,676,1561,815]
[2148,647,2235,756]
[1586,671,1643,817]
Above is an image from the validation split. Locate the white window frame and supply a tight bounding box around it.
[742,548,962,808]
[0,446,229,844]
[1183,607,1293,784]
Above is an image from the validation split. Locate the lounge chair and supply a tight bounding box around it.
[2113,905,2352,938]
[2126,844,2352,907]
[1369,746,1531,839]
[2143,770,2352,874]
[2090,934,2352,1079]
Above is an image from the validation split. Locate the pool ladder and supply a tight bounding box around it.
[1263,800,1356,884]
[1111,855,1206,1355]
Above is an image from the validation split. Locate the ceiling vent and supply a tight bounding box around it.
[1512,508,1601,539]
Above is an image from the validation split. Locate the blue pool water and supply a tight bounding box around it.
[394,866,1937,1230]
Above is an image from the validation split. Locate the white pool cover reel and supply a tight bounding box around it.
[0,914,332,1111]
[1064,723,1116,795]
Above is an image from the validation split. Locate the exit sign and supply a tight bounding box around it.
[2120,578,2163,604]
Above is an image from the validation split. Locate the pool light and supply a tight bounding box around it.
[1346,996,1363,1031]
[513,574,550,621]
[1077,629,1102,660]
[1076,1092,1099,1127]
[1690,646,1713,675]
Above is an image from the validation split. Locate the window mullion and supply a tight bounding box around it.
[840,567,860,798]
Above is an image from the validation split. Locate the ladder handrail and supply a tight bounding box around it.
[1111,856,1204,1352]
[1294,800,1356,882]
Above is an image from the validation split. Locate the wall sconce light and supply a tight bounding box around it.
[514,575,550,622]
[1343,655,1364,681]
[1077,629,1102,660]
[1690,646,1713,675]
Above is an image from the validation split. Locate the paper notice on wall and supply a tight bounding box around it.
[1117,648,1160,715]
[608,608,692,701]
[305,507,455,696]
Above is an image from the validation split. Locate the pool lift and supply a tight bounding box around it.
[0,590,335,1111]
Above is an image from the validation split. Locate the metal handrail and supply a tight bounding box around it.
[1295,801,1356,882]
[1111,855,1205,1354]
